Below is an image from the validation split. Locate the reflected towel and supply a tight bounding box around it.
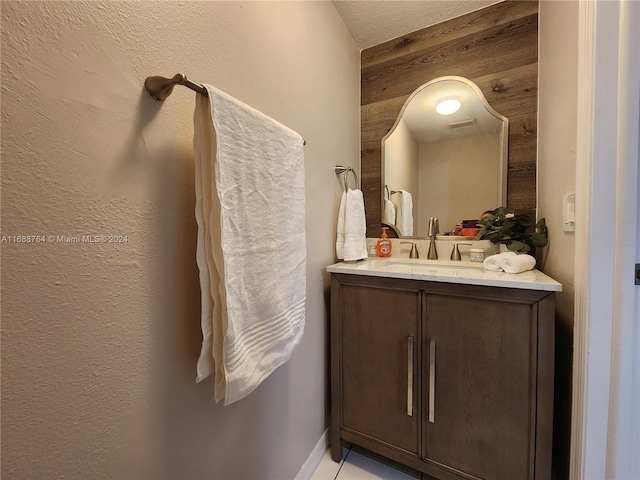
[483,251,517,271]
[340,189,367,261]
[501,254,536,274]
[194,84,306,405]
[383,199,396,225]
[395,190,413,236]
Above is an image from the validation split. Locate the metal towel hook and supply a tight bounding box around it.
[334,165,358,192]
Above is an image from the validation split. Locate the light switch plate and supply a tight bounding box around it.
[563,193,576,232]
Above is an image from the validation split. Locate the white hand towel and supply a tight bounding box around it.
[336,191,347,259]
[194,84,306,406]
[501,254,536,274]
[395,190,413,236]
[483,251,517,271]
[342,189,368,261]
[383,199,396,225]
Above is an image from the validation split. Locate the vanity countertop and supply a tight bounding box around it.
[326,257,562,292]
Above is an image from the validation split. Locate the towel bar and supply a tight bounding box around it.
[144,73,306,145]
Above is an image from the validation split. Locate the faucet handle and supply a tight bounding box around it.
[450,242,472,261]
[401,241,419,259]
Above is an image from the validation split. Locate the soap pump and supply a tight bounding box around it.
[376,227,392,258]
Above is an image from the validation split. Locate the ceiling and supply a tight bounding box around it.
[332,0,502,50]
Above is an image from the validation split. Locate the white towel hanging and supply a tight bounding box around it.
[194,84,306,405]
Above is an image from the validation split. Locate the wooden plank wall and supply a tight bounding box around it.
[361,0,538,238]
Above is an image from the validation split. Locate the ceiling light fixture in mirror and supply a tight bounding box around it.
[382,76,508,238]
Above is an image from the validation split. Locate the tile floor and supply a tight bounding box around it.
[310,444,429,480]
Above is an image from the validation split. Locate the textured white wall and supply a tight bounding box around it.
[537,1,579,478]
[538,0,578,320]
[0,2,360,479]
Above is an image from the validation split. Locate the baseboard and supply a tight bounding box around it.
[294,428,330,480]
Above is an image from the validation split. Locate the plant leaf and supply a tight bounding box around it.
[507,240,528,252]
[531,232,549,247]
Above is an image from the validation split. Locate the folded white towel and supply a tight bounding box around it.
[383,199,396,225]
[341,189,368,261]
[483,251,517,271]
[336,191,347,259]
[501,254,536,274]
[395,190,413,236]
[194,84,306,405]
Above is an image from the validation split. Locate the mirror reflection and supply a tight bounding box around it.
[382,76,508,237]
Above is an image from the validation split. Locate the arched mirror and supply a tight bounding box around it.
[382,76,508,237]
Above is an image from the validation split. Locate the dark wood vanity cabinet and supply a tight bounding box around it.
[338,282,421,456]
[330,273,555,480]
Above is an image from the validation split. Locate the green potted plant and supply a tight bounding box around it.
[477,207,548,253]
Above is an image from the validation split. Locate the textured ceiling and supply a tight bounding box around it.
[333,0,502,50]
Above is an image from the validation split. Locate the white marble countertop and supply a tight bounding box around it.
[326,257,562,292]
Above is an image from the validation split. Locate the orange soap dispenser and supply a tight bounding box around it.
[376,227,392,257]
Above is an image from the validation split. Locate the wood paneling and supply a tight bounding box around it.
[361,0,539,237]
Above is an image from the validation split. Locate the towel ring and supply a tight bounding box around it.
[343,168,358,191]
[334,165,358,192]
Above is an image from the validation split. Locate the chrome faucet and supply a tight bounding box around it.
[427,217,439,260]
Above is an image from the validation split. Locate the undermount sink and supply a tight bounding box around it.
[381,258,484,269]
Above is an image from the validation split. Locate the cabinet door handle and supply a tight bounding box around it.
[429,339,435,423]
[407,336,414,417]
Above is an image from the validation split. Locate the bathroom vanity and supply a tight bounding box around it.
[327,258,561,480]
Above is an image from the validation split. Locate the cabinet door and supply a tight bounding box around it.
[340,284,420,455]
[423,295,537,480]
